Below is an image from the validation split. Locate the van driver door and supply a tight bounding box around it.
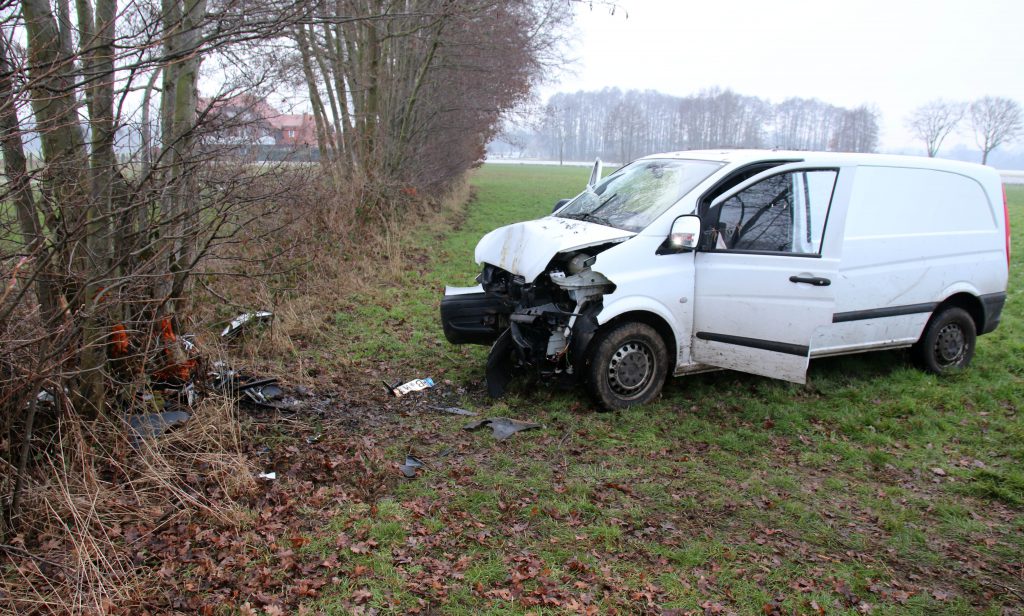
[690,164,848,383]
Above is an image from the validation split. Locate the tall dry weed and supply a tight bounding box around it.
[1,386,255,613]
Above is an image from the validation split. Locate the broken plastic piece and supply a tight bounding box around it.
[258,471,276,480]
[463,417,542,441]
[399,455,425,478]
[126,410,191,445]
[221,311,273,339]
[431,406,477,416]
[210,367,290,409]
[386,377,434,397]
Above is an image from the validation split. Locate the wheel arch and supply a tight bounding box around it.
[934,292,985,333]
[597,310,677,366]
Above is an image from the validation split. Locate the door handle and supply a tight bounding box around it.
[789,275,831,287]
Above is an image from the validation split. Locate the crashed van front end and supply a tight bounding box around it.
[440,217,631,396]
[441,254,619,397]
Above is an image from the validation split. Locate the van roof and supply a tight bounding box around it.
[641,149,1001,179]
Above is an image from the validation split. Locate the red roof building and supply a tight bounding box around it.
[202,95,318,147]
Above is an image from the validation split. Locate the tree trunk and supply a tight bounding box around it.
[295,24,335,161]
[0,35,60,324]
[22,0,107,416]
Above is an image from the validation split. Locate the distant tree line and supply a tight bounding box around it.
[518,87,880,162]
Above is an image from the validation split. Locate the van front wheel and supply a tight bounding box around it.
[584,322,668,411]
[913,307,976,374]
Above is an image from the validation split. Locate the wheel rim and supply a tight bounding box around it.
[607,339,654,398]
[933,322,966,366]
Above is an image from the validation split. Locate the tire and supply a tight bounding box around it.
[584,322,668,411]
[485,329,514,398]
[912,307,976,374]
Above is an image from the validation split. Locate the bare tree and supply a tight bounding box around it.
[969,96,1023,165]
[0,0,314,529]
[286,0,571,198]
[907,100,965,157]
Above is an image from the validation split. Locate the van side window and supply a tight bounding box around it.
[713,170,837,254]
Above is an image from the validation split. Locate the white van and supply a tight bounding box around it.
[440,150,1010,409]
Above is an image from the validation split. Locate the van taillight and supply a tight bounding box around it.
[1004,185,1012,269]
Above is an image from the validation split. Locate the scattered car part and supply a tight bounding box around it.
[210,365,288,409]
[399,455,425,478]
[221,311,273,339]
[385,377,434,397]
[463,417,542,441]
[125,410,191,446]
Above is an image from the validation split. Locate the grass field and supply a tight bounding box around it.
[287,166,1024,615]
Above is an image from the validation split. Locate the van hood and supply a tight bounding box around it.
[474,217,634,282]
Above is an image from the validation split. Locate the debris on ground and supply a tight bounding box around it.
[431,405,477,416]
[126,410,191,446]
[385,377,434,397]
[399,455,425,478]
[257,471,277,481]
[220,310,273,339]
[211,364,292,410]
[463,417,543,441]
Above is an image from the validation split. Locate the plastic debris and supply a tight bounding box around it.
[431,405,477,416]
[221,311,273,339]
[211,365,290,410]
[258,471,277,481]
[463,417,542,441]
[399,455,425,478]
[126,410,191,445]
[386,377,434,398]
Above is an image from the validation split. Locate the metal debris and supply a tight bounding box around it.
[431,405,477,417]
[463,417,543,441]
[126,410,191,445]
[385,377,434,397]
[211,365,290,410]
[221,311,273,339]
[399,455,425,478]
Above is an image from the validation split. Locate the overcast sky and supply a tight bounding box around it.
[542,0,1024,153]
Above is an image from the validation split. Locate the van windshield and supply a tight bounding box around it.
[555,158,722,232]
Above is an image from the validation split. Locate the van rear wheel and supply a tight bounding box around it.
[913,307,976,374]
[584,322,668,411]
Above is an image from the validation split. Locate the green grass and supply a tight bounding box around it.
[298,170,1024,614]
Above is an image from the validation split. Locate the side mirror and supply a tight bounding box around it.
[659,215,701,254]
[552,198,571,213]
